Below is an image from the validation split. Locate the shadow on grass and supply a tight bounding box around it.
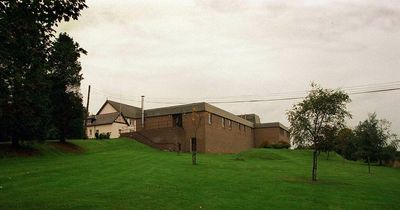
[282,176,352,186]
[50,142,85,153]
[0,144,41,158]
[0,141,85,158]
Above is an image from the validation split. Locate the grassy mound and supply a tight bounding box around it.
[0,139,399,210]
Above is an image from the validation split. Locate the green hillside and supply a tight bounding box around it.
[0,139,399,209]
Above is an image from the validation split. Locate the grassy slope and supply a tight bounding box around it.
[0,139,399,210]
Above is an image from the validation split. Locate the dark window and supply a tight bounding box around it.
[173,114,183,127]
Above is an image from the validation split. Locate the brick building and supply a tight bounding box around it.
[87,100,290,153]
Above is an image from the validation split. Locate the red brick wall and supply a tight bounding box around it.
[254,127,290,147]
[204,113,254,153]
[135,115,173,131]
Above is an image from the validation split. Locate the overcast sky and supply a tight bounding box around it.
[59,0,400,134]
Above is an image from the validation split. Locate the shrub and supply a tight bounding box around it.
[98,132,110,140]
[263,141,291,149]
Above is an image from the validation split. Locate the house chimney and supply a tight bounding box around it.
[141,95,145,128]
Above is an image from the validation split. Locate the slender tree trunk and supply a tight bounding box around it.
[312,149,318,181]
[60,130,66,143]
[191,138,197,165]
[368,156,371,174]
[315,150,318,180]
[11,137,19,147]
[379,159,382,166]
[326,151,330,160]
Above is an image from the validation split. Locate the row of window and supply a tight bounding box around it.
[208,113,247,131]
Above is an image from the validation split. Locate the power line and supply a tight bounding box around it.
[207,86,400,104]
[87,81,400,105]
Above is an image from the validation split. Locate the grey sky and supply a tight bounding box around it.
[59,0,400,134]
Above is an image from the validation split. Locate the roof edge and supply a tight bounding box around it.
[255,122,289,131]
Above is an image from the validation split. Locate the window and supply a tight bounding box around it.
[89,129,92,135]
[221,118,225,127]
[228,120,232,129]
[208,113,212,124]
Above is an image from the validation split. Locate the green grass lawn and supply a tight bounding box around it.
[0,139,399,210]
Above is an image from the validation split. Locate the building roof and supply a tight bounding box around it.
[87,112,127,126]
[255,122,289,131]
[97,100,141,119]
[93,100,290,129]
[237,114,261,124]
[144,102,255,127]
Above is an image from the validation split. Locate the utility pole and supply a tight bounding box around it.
[84,85,91,139]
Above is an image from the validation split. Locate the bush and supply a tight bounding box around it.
[98,132,110,140]
[263,141,291,149]
[95,132,110,140]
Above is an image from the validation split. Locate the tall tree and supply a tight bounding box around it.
[354,113,397,173]
[49,33,86,143]
[287,83,351,181]
[0,1,87,146]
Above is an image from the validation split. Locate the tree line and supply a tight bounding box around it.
[287,83,399,181]
[0,1,88,146]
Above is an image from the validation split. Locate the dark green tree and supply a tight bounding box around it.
[320,126,338,160]
[49,33,86,142]
[335,128,357,160]
[354,113,398,173]
[0,1,87,146]
[287,83,351,181]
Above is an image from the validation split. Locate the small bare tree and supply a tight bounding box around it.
[190,107,203,165]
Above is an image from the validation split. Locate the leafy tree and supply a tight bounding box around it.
[287,83,351,181]
[335,128,357,160]
[319,125,338,160]
[354,113,398,173]
[49,33,87,143]
[0,1,87,146]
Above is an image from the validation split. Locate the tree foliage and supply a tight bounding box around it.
[49,33,87,142]
[0,0,87,145]
[287,83,351,181]
[353,113,398,172]
[335,128,357,160]
[319,125,338,160]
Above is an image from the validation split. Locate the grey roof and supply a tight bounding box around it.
[144,102,255,127]
[255,122,289,131]
[87,112,126,126]
[97,100,142,119]
[94,100,290,129]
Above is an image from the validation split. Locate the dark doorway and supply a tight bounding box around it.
[173,114,183,127]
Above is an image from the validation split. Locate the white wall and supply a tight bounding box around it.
[86,123,127,139]
[99,103,117,114]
